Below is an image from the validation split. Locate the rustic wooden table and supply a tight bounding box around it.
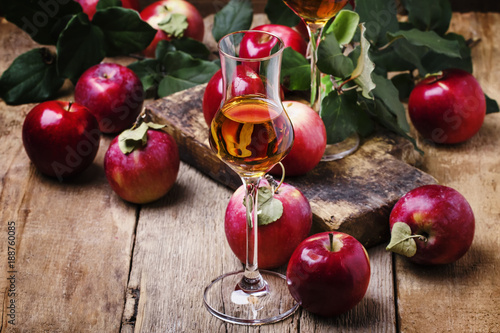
[1,11,499,333]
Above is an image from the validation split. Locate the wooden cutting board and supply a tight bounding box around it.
[145,84,436,248]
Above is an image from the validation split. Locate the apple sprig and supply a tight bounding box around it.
[0,0,156,105]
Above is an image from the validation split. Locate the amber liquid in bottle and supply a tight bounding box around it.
[282,0,348,25]
[209,95,294,177]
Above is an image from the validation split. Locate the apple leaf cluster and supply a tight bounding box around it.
[265,0,499,146]
[0,0,156,105]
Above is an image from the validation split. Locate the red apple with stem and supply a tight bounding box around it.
[22,100,100,181]
[387,184,475,265]
[140,0,204,58]
[241,24,308,58]
[269,100,326,176]
[74,0,140,20]
[224,179,312,269]
[104,122,180,204]
[74,62,144,134]
[202,65,266,126]
[287,231,371,317]
[408,68,486,144]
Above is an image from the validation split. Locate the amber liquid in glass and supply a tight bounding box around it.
[282,0,348,25]
[209,95,294,177]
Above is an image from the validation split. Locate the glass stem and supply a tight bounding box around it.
[238,176,266,291]
[307,24,323,112]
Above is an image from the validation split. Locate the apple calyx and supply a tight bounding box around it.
[386,222,428,257]
[118,122,166,154]
[158,12,188,38]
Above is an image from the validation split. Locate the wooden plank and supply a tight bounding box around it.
[145,85,436,249]
[0,103,137,331]
[395,12,500,333]
[121,162,396,332]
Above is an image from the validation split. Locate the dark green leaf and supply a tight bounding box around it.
[92,7,156,57]
[96,0,123,10]
[421,33,473,74]
[280,47,310,91]
[370,46,415,75]
[56,13,106,83]
[157,51,219,97]
[390,73,414,101]
[0,48,65,105]
[317,32,354,79]
[387,29,461,59]
[371,73,409,132]
[265,0,301,27]
[212,0,253,42]
[400,0,452,36]
[118,122,166,154]
[157,38,211,60]
[128,59,162,92]
[320,89,372,144]
[2,0,82,45]
[392,38,429,75]
[354,0,399,46]
[486,94,500,114]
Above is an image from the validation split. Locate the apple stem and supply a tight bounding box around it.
[329,233,334,252]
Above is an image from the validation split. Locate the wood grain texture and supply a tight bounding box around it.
[145,85,436,249]
[394,12,500,333]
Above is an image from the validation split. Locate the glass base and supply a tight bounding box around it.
[203,270,299,325]
[321,132,360,162]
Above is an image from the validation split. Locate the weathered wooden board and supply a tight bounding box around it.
[145,84,436,248]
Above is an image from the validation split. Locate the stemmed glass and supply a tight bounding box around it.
[203,31,297,325]
[282,0,360,161]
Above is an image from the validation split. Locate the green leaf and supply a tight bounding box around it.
[128,59,162,92]
[400,0,452,36]
[486,94,500,114]
[265,0,301,27]
[324,10,359,46]
[371,74,409,132]
[118,122,166,154]
[280,47,310,91]
[421,33,473,74]
[157,51,219,97]
[390,73,415,101]
[387,29,461,59]
[320,89,372,144]
[386,222,417,257]
[96,0,123,10]
[256,186,283,226]
[157,38,211,60]
[391,38,429,75]
[157,13,189,38]
[212,0,253,42]
[0,48,65,105]
[2,0,82,45]
[317,32,354,79]
[354,0,399,46]
[56,13,106,83]
[351,24,376,99]
[93,7,156,57]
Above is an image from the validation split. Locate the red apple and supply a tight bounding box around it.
[74,62,144,134]
[22,101,100,181]
[408,68,486,144]
[269,101,326,176]
[387,184,475,265]
[287,231,371,317]
[140,0,204,58]
[224,181,312,269]
[74,0,140,20]
[104,124,180,204]
[241,24,308,58]
[202,65,266,126]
